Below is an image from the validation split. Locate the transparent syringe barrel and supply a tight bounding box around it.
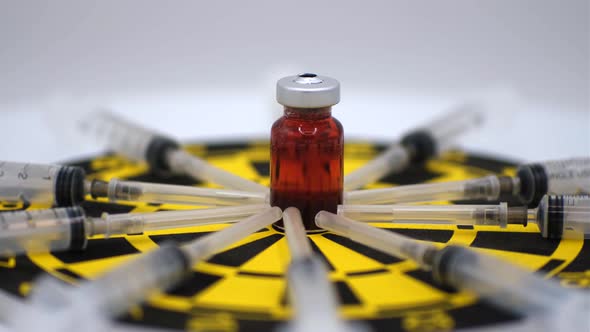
[0,207,87,256]
[74,244,189,317]
[107,179,267,207]
[81,110,166,162]
[93,204,270,237]
[287,257,344,332]
[0,162,85,207]
[343,145,410,191]
[537,195,590,239]
[433,245,585,318]
[419,103,484,153]
[338,203,509,227]
[518,157,590,206]
[344,175,501,205]
[315,212,436,267]
[165,149,268,193]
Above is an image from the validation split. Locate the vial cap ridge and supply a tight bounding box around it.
[276,73,340,108]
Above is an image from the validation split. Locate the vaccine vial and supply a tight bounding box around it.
[271,73,343,231]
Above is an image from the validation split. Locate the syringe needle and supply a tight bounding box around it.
[281,208,367,332]
[0,204,269,257]
[344,175,518,205]
[344,103,484,191]
[29,207,282,319]
[80,110,268,193]
[315,212,590,330]
[338,203,528,228]
[87,178,268,207]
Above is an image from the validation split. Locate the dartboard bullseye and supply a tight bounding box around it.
[1,141,586,332]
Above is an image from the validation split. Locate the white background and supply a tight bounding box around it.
[0,1,588,164]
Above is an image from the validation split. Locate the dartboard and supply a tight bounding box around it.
[0,140,588,332]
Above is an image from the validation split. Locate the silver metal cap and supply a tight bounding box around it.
[276,73,340,108]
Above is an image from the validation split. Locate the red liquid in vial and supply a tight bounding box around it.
[270,107,343,231]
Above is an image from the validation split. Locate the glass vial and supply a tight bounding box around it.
[271,73,343,231]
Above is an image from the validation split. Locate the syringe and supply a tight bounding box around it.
[532,195,590,239]
[0,204,268,256]
[338,203,528,228]
[281,208,367,332]
[345,157,590,207]
[0,161,86,207]
[28,207,282,319]
[315,212,590,330]
[344,175,516,205]
[80,110,268,193]
[340,194,590,240]
[344,103,484,191]
[0,161,267,208]
[88,178,268,207]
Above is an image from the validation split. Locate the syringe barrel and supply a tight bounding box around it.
[517,157,590,207]
[536,195,590,239]
[287,257,341,328]
[0,207,87,256]
[106,179,267,206]
[338,203,510,227]
[432,245,581,317]
[0,162,85,207]
[71,244,190,317]
[344,175,502,205]
[405,103,484,156]
[165,149,268,192]
[81,111,179,174]
[315,212,437,268]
